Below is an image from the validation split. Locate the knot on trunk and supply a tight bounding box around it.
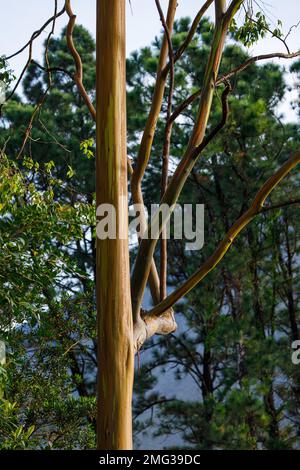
[133,308,177,353]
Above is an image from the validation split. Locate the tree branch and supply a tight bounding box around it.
[65,0,96,121]
[148,150,300,317]
[31,60,74,80]
[5,4,66,61]
[130,0,299,322]
[131,0,232,320]
[259,198,300,214]
[1,2,65,114]
[16,0,59,159]
[168,89,202,125]
[175,50,300,123]
[170,52,300,125]
[217,50,300,85]
[130,0,178,312]
[155,0,175,301]
[225,0,245,24]
[163,0,214,76]
[191,79,232,159]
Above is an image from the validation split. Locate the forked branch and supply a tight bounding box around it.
[162,0,214,76]
[169,49,300,125]
[155,0,175,301]
[148,150,300,317]
[131,0,239,321]
[133,308,177,353]
[1,2,65,111]
[130,0,178,310]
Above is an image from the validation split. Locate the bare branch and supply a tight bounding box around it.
[31,59,74,81]
[191,79,232,159]
[217,50,300,85]
[0,2,65,114]
[131,0,177,193]
[130,0,178,312]
[65,0,96,121]
[284,19,300,44]
[5,4,66,61]
[16,0,59,159]
[131,45,300,313]
[148,151,300,317]
[131,0,231,320]
[169,29,300,123]
[163,0,214,76]
[169,89,202,125]
[2,41,33,112]
[155,0,175,301]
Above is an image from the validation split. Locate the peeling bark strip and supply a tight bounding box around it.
[96,0,134,450]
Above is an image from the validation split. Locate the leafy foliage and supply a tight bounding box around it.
[0,153,96,449]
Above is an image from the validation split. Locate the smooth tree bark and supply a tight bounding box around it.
[96,0,134,450]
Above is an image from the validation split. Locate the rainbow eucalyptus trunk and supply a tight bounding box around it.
[96,0,134,450]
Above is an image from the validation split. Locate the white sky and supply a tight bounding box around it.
[1,0,300,119]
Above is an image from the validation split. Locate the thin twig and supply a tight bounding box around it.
[0,3,65,113]
[191,79,232,160]
[17,1,59,159]
[217,50,300,85]
[5,5,66,61]
[31,59,74,81]
[169,89,202,125]
[284,19,300,43]
[162,0,214,77]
